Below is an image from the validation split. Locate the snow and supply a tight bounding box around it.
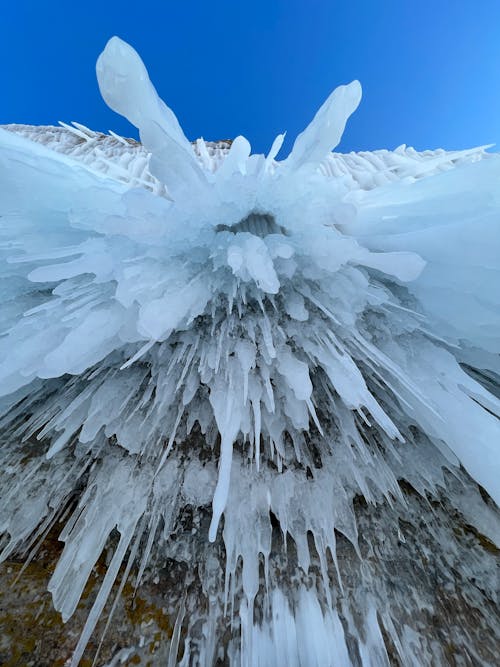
[0,35,499,666]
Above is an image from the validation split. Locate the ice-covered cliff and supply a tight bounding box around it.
[0,37,499,666]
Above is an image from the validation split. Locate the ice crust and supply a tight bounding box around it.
[0,36,499,666]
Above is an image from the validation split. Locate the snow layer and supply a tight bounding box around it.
[0,36,499,666]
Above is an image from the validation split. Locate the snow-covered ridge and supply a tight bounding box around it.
[2,121,491,195]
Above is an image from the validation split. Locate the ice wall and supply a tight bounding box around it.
[0,36,499,666]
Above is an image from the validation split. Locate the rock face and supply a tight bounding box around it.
[1,36,500,667]
[0,462,499,666]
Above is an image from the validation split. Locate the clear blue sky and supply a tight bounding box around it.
[2,1,500,155]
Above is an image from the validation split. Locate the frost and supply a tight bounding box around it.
[0,35,499,666]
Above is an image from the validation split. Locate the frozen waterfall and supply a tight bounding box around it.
[0,36,499,666]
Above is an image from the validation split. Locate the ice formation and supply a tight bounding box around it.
[1,36,499,666]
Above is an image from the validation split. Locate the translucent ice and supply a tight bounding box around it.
[0,35,499,667]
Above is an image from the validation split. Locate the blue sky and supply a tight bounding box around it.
[2,1,500,155]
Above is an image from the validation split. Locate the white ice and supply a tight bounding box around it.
[0,35,499,667]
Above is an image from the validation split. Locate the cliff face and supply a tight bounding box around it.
[1,450,499,666]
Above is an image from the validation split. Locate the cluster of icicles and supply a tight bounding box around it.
[0,37,499,666]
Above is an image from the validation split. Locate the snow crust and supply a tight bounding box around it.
[0,35,499,666]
